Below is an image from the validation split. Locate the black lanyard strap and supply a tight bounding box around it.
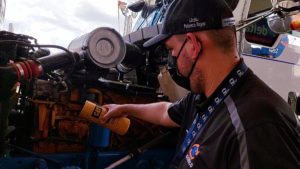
[173,61,248,165]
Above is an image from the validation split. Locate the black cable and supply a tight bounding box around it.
[280,5,300,13]
[0,40,76,66]
[104,131,173,169]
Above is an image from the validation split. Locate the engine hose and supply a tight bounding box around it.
[0,59,43,84]
[0,50,79,84]
[87,88,103,105]
[104,131,173,169]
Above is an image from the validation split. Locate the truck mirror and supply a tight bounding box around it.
[267,0,300,34]
[267,13,293,34]
[128,0,145,13]
[245,17,281,47]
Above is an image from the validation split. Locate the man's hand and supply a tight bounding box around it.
[102,104,127,122]
[102,102,178,127]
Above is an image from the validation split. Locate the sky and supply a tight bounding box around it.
[3,0,127,48]
[4,0,300,49]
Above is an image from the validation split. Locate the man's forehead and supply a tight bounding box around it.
[164,37,174,48]
[165,35,185,47]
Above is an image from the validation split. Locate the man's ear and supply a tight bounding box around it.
[186,33,201,59]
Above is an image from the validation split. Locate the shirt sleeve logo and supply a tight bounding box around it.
[185,144,201,168]
[188,144,200,160]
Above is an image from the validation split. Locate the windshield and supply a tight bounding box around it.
[127,0,167,33]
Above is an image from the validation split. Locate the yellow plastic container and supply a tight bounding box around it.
[79,100,130,135]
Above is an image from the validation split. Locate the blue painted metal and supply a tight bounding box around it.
[88,123,110,148]
[95,150,174,169]
[0,150,174,169]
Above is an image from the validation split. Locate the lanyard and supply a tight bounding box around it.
[174,62,248,163]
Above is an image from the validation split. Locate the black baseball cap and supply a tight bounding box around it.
[143,0,236,47]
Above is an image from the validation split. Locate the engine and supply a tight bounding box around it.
[0,27,175,162]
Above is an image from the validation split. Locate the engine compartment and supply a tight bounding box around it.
[0,28,177,169]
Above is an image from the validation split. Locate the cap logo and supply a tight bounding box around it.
[189,17,199,23]
[184,21,206,29]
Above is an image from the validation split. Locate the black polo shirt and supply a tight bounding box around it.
[168,62,300,169]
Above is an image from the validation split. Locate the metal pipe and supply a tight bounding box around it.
[36,52,77,73]
[104,131,172,169]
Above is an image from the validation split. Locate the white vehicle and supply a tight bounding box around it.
[236,0,300,102]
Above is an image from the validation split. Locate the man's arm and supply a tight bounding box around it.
[102,102,180,127]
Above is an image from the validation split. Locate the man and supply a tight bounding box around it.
[103,0,300,168]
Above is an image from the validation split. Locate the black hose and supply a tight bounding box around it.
[104,131,173,169]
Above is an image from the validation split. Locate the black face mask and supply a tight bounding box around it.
[168,57,191,90]
[168,39,202,91]
[168,39,190,90]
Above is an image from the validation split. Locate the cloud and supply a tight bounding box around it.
[74,1,117,28]
[3,0,122,48]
